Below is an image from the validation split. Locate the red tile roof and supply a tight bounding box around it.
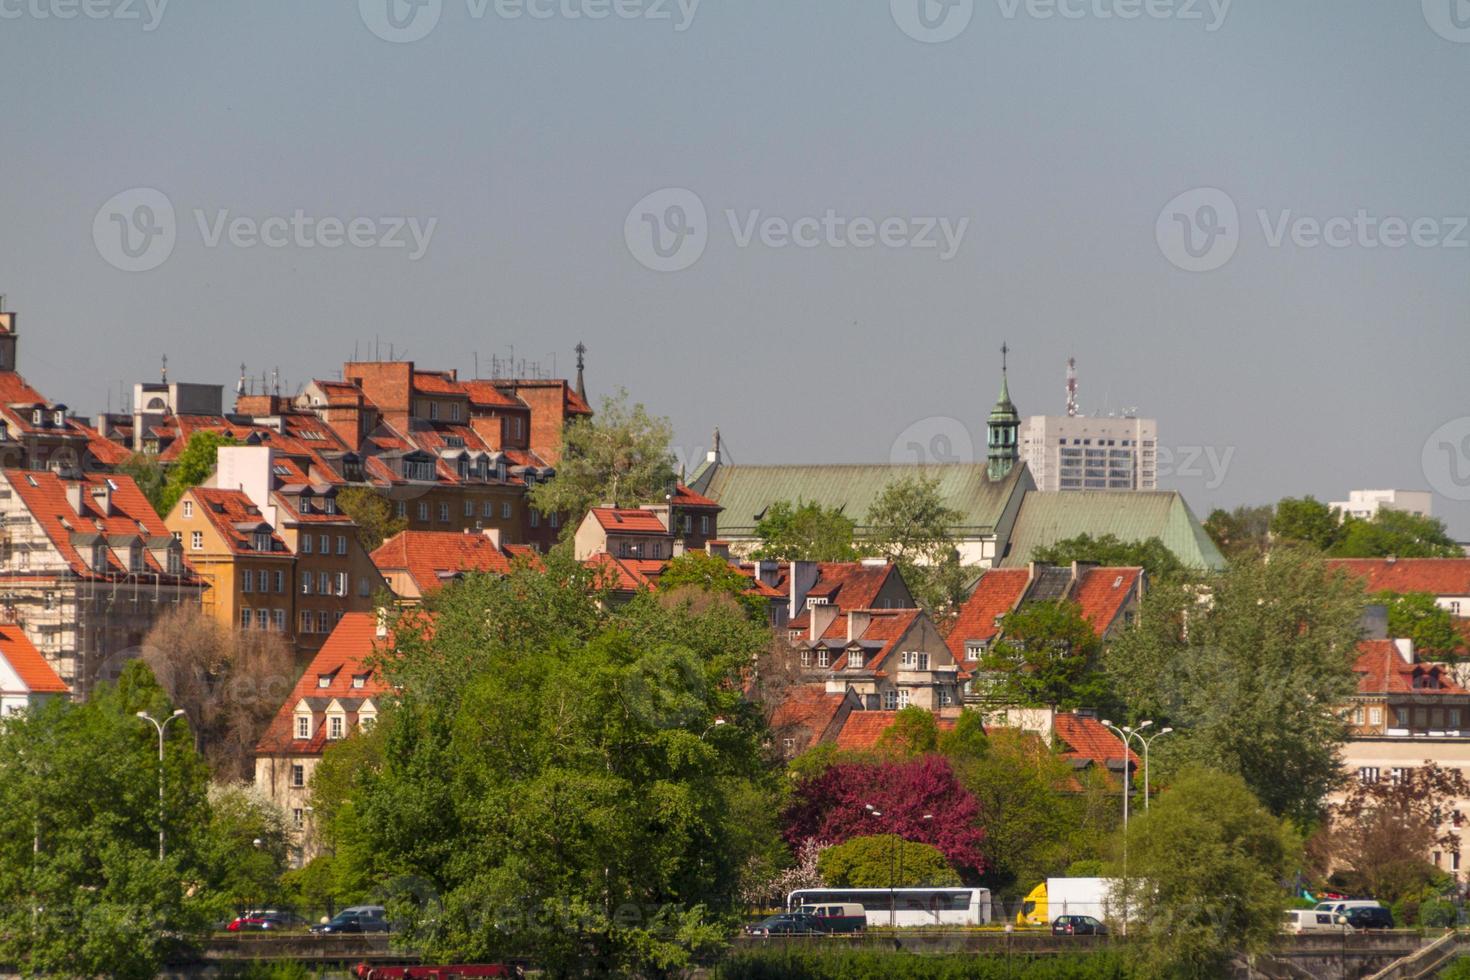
[1353,639,1469,696]
[589,508,670,534]
[460,379,525,410]
[412,372,466,396]
[1329,559,1470,599]
[371,530,520,595]
[833,709,958,751]
[830,609,922,672]
[584,553,665,593]
[256,612,394,756]
[671,483,721,509]
[946,568,1031,661]
[4,470,198,580]
[0,623,67,694]
[188,487,292,558]
[1072,567,1143,636]
[1053,713,1138,768]
[770,683,852,743]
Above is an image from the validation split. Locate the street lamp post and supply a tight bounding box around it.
[136,709,186,861]
[1101,719,1134,937]
[1128,725,1174,811]
[865,805,893,927]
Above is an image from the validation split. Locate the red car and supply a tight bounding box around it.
[226,910,310,931]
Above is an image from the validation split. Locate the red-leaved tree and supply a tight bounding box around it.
[782,755,986,876]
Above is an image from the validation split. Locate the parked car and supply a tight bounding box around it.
[227,910,310,932]
[1314,899,1382,916]
[1052,915,1108,936]
[1342,906,1394,930]
[744,912,821,936]
[797,903,867,934]
[1283,909,1350,934]
[312,905,391,934]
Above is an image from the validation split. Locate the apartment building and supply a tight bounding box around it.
[1019,414,1159,492]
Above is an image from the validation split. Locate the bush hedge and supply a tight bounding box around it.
[714,949,1129,979]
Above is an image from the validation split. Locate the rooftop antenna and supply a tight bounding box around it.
[160,354,168,384]
[237,363,247,397]
[1066,357,1078,418]
[272,366,280,397]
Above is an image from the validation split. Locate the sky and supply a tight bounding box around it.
[2,1,1468,535]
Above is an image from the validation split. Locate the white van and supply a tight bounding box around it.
[1314,900,1382,916]
[1284,909,1350,934]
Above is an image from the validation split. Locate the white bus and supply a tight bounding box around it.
[787,887,992,928]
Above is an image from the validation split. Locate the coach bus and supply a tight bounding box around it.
[787,887,993,928]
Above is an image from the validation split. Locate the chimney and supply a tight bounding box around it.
[847,609,872,643]
[787,560,820,620]
[481,526,502,549]
[216,446,278,530]
[1360,604,1389,640]
[810,603,839,643]
[672,539,686,558]
[64,482,85,515]
[640,503,671,532]
[1394,637,1414,664]
[90,484,113,517]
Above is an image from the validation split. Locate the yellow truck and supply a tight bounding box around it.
[1016,878,1117,927]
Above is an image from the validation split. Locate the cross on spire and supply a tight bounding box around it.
[1001,342,1009,373]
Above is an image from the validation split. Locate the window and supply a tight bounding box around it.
[882,690,898,710]
[550,512,559,529]
[700,515,710,534]
[817,650,831,668]
[337,535,347,555]
[800,650,812,668]
[256,609,269,629]
[336,572,348,596]
[295,714,311,740]
[428,401,439,421]
[502,502,512,519]
[849,651,864,669]
[167,550,182,575]
[302,534,312,554]
[465,500,475,517]
[300,610,313,633]
[450,402,461,422]
[530,509,539,528]
[292,808,304,830]
[291,764,305,788]
[359,710,376,732]
[396,501,407,518]
[191,531,202,551]
[900,651,930,670]
[301,573,313,595]
[438,503,450,523]
[1369,707,1383,726]
[898,689,912,708]
[324,497,336,515]
[182,500,193,518]
[319,571,331,593]
[1390,768,1409,785]
[240,608,252,629]
[417,502,429,521]
[359,577,371,597]
[319,534,329,553]
[939,688,952,706]
[1353,706,1364,725]
[681,514,692,533]
[352,674,367,689]
[242,569,254,593]
[482,501,494,518]
[253,532,271,552]
[317,610,331,632]
[274,570,284,593]
[273,609,286,631]
[964,641,986,660]
[328,715,345,740]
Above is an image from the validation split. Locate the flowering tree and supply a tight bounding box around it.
[741,838,827,908]
[782,755,985,876]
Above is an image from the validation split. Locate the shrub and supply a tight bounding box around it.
[1421,899,1458,928]
[714,949,1130,979]
[1393,896,1421,928]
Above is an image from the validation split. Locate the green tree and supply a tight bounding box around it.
[935,709,989,760]
[336,552,781,977]
[0,662,216,979]
[1203,505,1274,561]
[159,431,239,516]
[1114,769,1298,979]
[1270,496,1341,551]
[752,500,859,562]
[529,388,676,526]
[865,476,967,621]
[816,835,960,889]
[875,705,940,757]
[980,600,1109,710]
[336,486,408,552]
[1107,548,1365,823]
[199,784,291,915]
[656,550,768,622]
[120,450,168,514]
[1031,533,1185,580]
[1331,509,1462,559]
[1377,591,1464,659]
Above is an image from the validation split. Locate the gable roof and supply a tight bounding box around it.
[255,612,393,756]
[187,487,292,558]
[1053,713,1138,768]
[1329,559,1470,598]
[1072,566,1144,634]
[699,462,1033,539]
[946,568,1031,659]
[769,683,854,744]
[588,508,670,535]
[0,623,67,695]
[371,530,522,594]
[832,709,958,751]
[830,609,924,673]
[1353,639,1470,696]
[1001,490,1225,571]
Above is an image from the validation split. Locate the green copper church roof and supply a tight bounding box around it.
[1000,490,1226,571]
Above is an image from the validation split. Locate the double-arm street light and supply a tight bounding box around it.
[1127,721,1174,810]
[865,805,933,928]
[136,709,186,861]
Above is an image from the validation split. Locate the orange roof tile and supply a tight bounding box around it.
[372,530,519,595]
[1072,567,1142,636]
[589,508,670,535]
[188,487,292,558]
[770,683,851,741]
[1053,713,1138,768]
[256,612,394,756]
[1329,559,1470,599]
[0,623,67,694]
[946,568,1031,661]
[1353,639,1469,696]
[833,709,957,751]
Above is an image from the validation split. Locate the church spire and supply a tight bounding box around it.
[987,342,1020,480]
[574,342,587,402]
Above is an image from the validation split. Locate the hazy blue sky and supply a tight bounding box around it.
[3,1,1469,534]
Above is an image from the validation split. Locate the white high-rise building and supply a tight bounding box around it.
[1329,489,1433,521]
[1019,415,1158,492]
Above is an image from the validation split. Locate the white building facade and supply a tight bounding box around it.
[1329,489,1433,521]
[1019,415,1158,492]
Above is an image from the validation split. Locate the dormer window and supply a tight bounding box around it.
[317,672,333,689]
[299,497,312,514]
[327,713,345,740]
[128,547,143,573]
[324,497,337,515]
[352,673,368,689]
[817,649,831,668]
[849,651,864,670]
[31,408,41,426]
[253,532,271,552]
[53,410,64,427]
[807,596,830,608]
[166,550,182,576]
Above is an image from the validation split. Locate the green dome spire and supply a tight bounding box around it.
[987,342,1020,480]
